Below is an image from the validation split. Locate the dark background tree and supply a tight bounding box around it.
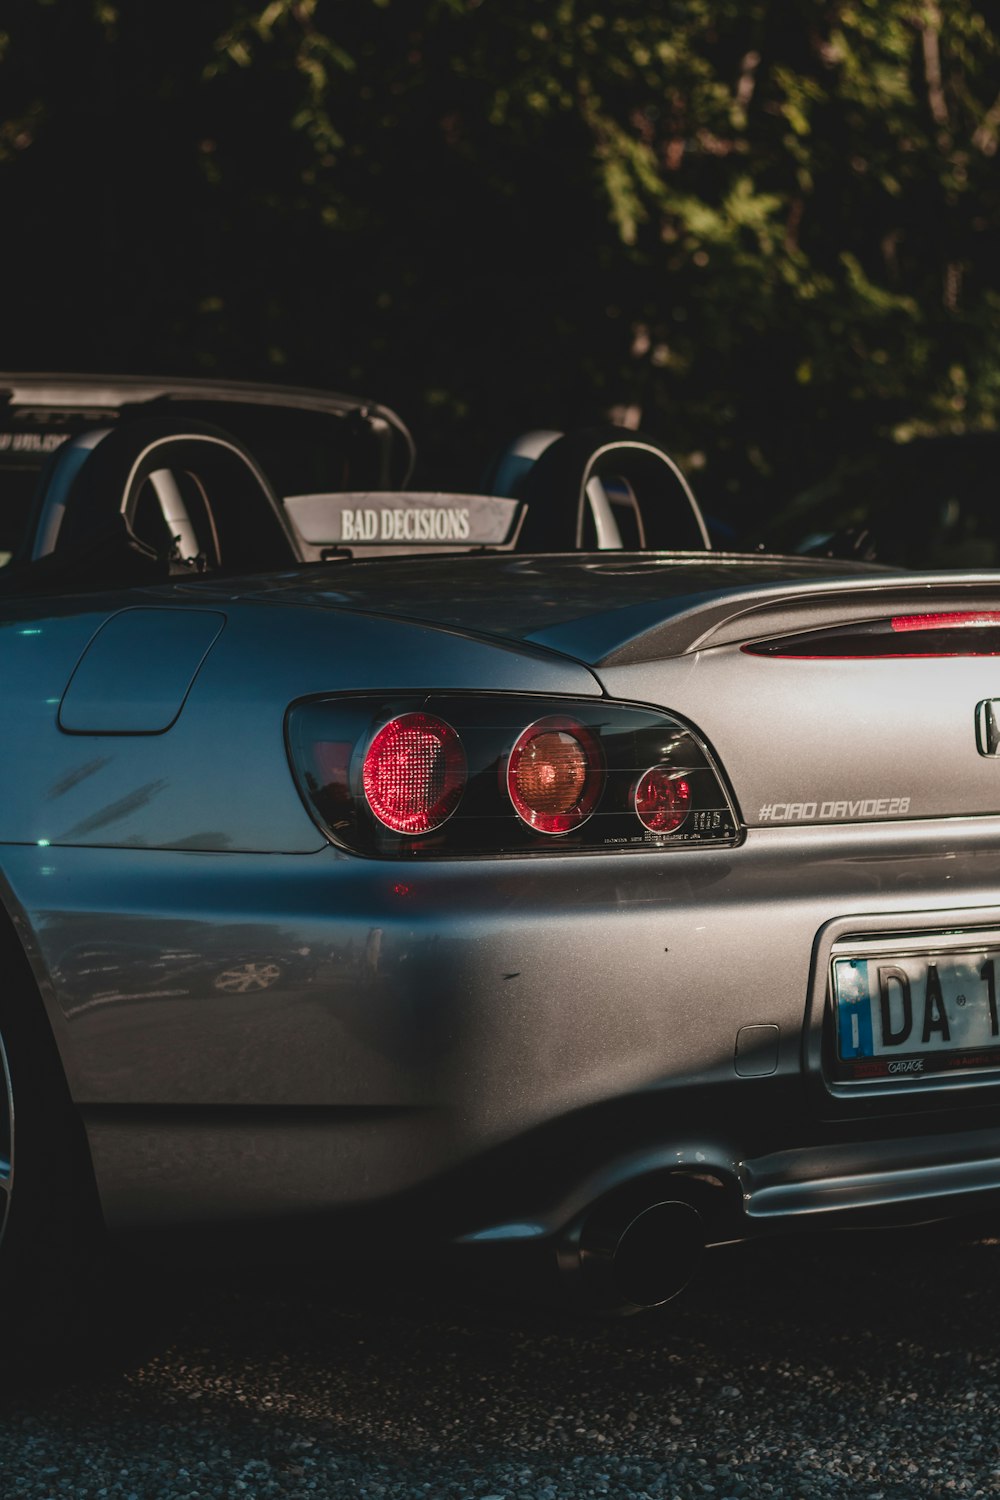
[1,0,999,518]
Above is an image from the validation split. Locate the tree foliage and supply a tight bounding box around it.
[1,0,999,509]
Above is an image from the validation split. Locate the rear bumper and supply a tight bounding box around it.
[6,820,1000,1246]
[78,1093,1000,1253]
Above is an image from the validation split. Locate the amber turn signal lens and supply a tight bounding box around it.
[507,717,603,833]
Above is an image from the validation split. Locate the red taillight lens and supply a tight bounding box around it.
[362,712,466,834]
[635,766,691,833]
[506,717,603,833]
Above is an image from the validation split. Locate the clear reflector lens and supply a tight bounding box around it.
[363,712,466,834]
[507,718,603,833]
[635,766,691,833]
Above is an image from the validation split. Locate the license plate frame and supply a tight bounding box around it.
[830,930,1000,1084]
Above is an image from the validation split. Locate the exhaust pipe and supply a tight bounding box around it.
[577,1196,705,1309]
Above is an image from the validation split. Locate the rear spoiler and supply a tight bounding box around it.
[284,491,525,555]
[580,570,1000,665]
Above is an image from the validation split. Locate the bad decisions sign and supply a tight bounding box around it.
[284,491,521,548]
[341,504,471,542]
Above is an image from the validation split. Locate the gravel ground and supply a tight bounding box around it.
[2,1221,1000,1499]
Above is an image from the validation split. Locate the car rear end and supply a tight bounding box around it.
[251,560,1000,1303]
[11,554,1000,1311]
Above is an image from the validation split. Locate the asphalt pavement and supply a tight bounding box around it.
[2,1221,1000,1499]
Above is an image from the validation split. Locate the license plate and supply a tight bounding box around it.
[832,942,1000,1082]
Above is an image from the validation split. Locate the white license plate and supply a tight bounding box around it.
[832,945,1000,1081]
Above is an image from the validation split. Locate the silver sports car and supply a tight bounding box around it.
[3,372,1000,1325]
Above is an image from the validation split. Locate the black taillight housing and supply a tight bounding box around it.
[286,693,739,858]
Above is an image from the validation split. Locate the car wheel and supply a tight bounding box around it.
[0,922,104,1371]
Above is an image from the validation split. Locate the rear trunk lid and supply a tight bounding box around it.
[236,552,1000,829]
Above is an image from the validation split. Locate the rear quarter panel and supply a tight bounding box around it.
[0,597,600,853]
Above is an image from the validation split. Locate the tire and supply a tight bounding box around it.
[0,912,105,1373]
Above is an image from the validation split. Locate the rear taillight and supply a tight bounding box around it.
[635,766,691,833]
[506,717,603,834]
[287,694,739,858]
[362,713,466,833]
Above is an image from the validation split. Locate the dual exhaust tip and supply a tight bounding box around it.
[576,1195,706,1310]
